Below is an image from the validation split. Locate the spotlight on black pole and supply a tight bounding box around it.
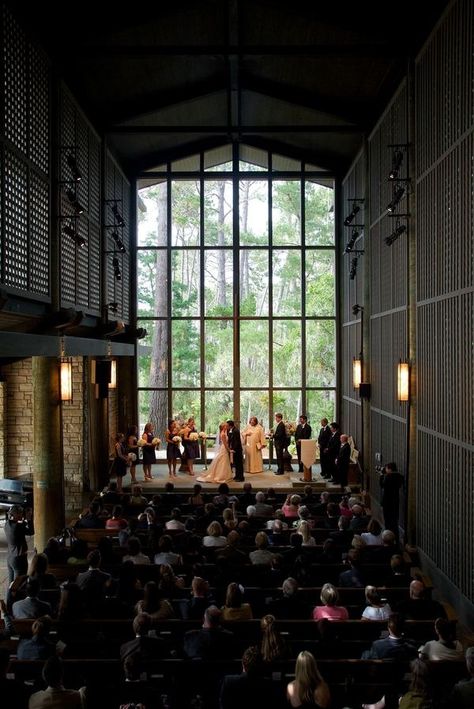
[386,185,406,213]
[344,204,360,226]
[385,223,407,246]
[349,256,358,280]
[66,154,82,182]
[389,151,404,181]
[62,223,86,248]
[344,229,361,254]
[111,203,125,227]
[113,257,122,281]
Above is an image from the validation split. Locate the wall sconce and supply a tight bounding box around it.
[108,359,117,389]
[352,357,362,389]
[397,360,410,402]
[60,359,73,402]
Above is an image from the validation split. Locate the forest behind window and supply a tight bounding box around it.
[137,147,336,441]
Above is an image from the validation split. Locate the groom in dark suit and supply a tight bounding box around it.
[295,414,312,473]
[227,420,244,482]
[273,413,287,475]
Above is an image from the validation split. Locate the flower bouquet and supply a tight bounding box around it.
[127,452,137,462]
[137,438,146,447]
[189,432,199,441]
[199,431,207,439]
[172,435,182,444]
[284,421,296,436]
[152,437,161,447]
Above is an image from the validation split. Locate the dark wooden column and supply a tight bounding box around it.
[32,357,64,551]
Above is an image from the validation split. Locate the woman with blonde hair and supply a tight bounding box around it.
[296,520,316,547]
[361,585,391,621]
[203,520,227,547]
[287,650,330,708]
[260,614,287,664]
[196,422,232,483]
[181,416,200,476]
[312,583,349,621]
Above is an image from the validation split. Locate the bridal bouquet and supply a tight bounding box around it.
[137,438,146,447]
[172,435,182,444]
[127,452,137,462]
[199,431,207,439]
[189,432,199,441]
[284,421,296,436]
[152,437,161,447]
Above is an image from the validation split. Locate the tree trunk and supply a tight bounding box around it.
[149,182,169,438]
[217,181,226,307]
[239,182,250,300]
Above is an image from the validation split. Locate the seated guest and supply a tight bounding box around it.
[338,494,353,518]
[213,482,232,509]
[166,507,186,530]
[215,530,247,566]
[134,581,175,620]
[158,563,186,597]
[221,582,253,621]
[238,482,255,509]
[329,514,353,547]
[349,503,370,532]
[105,504,128,530]
[266,577,310,619]
[350,534,369,561]
[183,605,235,659]
[266,509,289,531]
[254,491,274,518]
[317,538,341,564]
[361,586,392,621]
[220,646,277,709]
[338,549,366,588]
[66,539,88,565]
[449,645,474,708]
[387,554,412,587]
[129,485,148,507]
[42,537,67,565]
[76,550,111,600]
[188,483,205,507]
[361,518,383,545]
[118,517,139,547]
[12,579,52,619]
[29,657,85,709]
[123,537,150,565]
[249,531,274,565]
[396,580,447,620]
[362,657,434,709]
[287,651,331,709]
[27,553,57,589]
[17,615,55,660]
[370,529,399,563]
[362,613,418,660]
[245,505,264,531]
[196,502,219,533]
[100,480,122,505]
[0,646,29,708]
[74,501,104,529]
[120,613,167,662]
[323,502,340,530]
[301,485,318,509]
[268,518,286,545]
[312,583,349,621]
[312,491,330,516]
[57,582,84,621]
[282,494,301,519]
[203,521,227,547]
[153,534,182,566]
[260,614,288,665]
[181,576,214,620]
[222,506,239,533]
[418,617,464,660]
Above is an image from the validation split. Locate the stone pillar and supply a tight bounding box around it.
[88,357,110,491]
[32,357,64,552]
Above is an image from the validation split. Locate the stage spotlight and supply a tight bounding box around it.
[386,185,405,213]
[111,203,125,227]
[344,229,361,254]
[113,257,122,281]
[349,256,358,280]
[62,223,86,248]
[352,303,363,316]
[107,302,119,313]
[136,327,147,339]
[66,154,82,182]
[65,188,84,215]
[385,223,407,246]
[389,151,404,180]
[344,204,360,226]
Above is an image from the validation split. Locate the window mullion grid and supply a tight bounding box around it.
[232,142,240,423]
[199,152,205,432]
[167,172,173,421]
[268,171,273,426]
[301,176,306,414]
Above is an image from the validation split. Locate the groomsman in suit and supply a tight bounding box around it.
[325,422,341,482]
[334,433,351,489]
[227,420,244,482]
[317,418,332,479]
[295,415,312,473]
[273,413,286,475]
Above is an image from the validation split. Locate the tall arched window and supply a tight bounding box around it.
[137,145,336,440]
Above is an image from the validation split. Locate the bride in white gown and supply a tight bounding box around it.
[197,422,232,483]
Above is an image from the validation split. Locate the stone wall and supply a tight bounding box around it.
[0,381,6,478]
[4,359,34,479]
[62,358,84,513]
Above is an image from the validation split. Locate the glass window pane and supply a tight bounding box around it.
[240,392,269,432]
[205,320,233,387]
[137,250,168,317]
[272,320,301,387]
[137,320,168,388]
[273,250,301,315]
[204,181,233,246]
[272,181,301,245]
[272,391,302,425]
[305,250,335,316]
[172,391,201,428]
[205,391,234,435]
[204,250,233,315]
[171,181,200,246]
[240,181,268,245]
[239,161,267,172]
[239,249,268,316]
[240,320,269,387]
[306,320,336,387]
[305,182,335,245]
[306,389,336,424]
[137,183,167,247]
[172,320,200,387]
[171,249,200,316]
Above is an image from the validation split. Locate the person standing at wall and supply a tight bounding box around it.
[380,462,404,540]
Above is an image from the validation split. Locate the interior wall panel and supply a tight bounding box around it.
[415,0,474,603]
